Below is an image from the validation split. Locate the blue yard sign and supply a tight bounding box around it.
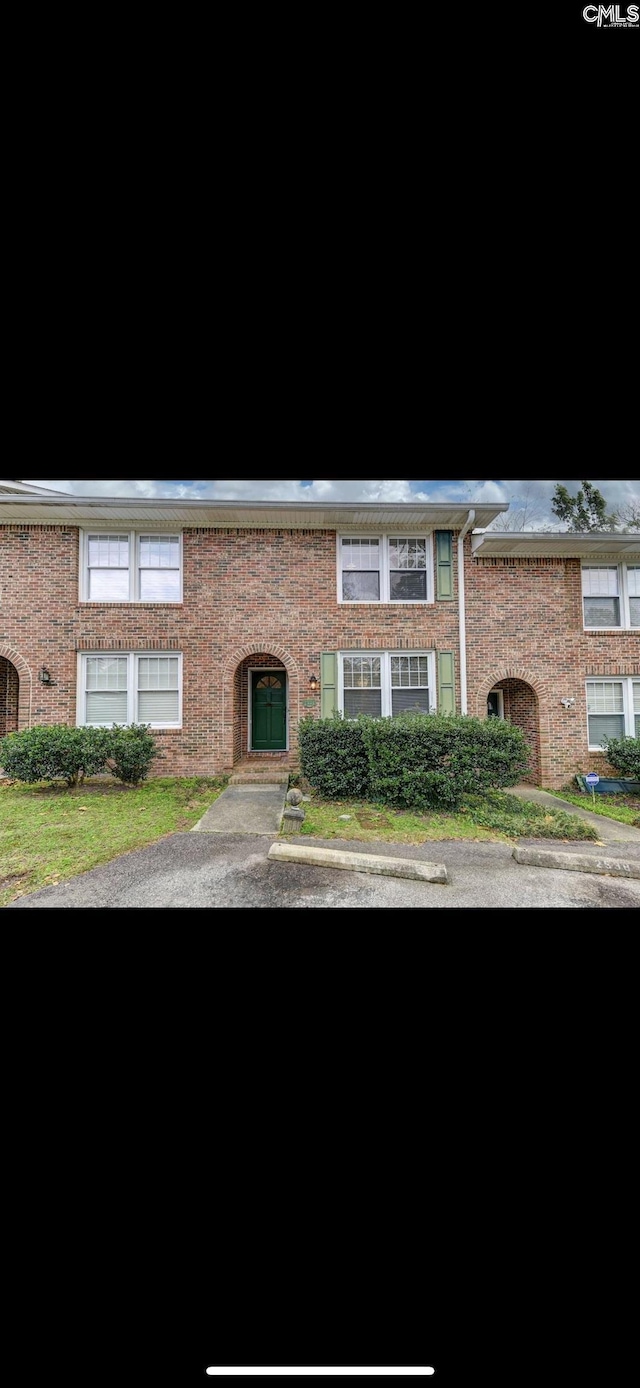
[585,771,599,804]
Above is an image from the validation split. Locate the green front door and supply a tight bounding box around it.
[252,671,286,750]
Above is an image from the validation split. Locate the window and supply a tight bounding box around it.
[139,536,181,601]
[582,564,639,629]
[340,651,436,718]
[343,656,382,717]
[78,653,182,727]
[586,678,639,749]
[390,655,431,715]
[81,531,182,602]
[628,567,640,627]
[338,535,433,603]
[388,538,428,602]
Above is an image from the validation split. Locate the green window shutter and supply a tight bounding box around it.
[436,530,453,599]
[321,652,338,718]
[437,651,455,714]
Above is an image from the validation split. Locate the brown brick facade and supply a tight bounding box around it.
[465,540,640,787]
[1,522,638,788]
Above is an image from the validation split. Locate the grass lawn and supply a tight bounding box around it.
[294,789,600,846]
[544,788,640,827]
[0,776,227,907]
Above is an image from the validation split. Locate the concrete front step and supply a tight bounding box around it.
[229,772,290,785]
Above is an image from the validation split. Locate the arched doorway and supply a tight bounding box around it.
[0,656,20,739]
[487,679,541,783]
[476,666,549,786]
[223,642,300,769]
[235,653,287,759]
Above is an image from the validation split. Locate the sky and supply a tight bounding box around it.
[19,478,640,527]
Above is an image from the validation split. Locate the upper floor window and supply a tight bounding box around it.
[338,535,433,603]
[80,531,182,602]
[582,564,639,629]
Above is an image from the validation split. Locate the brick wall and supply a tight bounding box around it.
[465,540,640,787]
[0,525,460,776]
[2,522,637,787]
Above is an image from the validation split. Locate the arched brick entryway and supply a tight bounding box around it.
[0,644,33,737]
[222,641,300,769]
[475,666,550,786]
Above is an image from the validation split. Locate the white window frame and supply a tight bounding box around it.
[337,534,434,605]
[338,650,437,718]
[77,652,183,728]
[581,563,639,631]
[79,530,183,603]
[585,677,639,751]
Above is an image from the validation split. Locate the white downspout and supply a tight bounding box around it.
[457,510,475,715]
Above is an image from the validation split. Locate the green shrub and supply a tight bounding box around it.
[298,711,531,811]
[0,722,162,787]
[298,714,370,798]
[105,723,162,784]
[601,735,640,778]
[361,712,531,811]
[0,724,110,786]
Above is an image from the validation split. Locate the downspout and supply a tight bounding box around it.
[457,510,475,715]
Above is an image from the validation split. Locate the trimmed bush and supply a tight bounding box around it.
[297,714,370,799]
[361,712,531,811]
[601,735,640,779]
[0,722,161,787]
[0,724,110,786]
[105,723,162,784]
[298,711,531,811]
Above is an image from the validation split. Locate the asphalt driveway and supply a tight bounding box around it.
[6,832,640,908]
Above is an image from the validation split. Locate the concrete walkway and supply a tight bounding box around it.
[510,784,640,842]
[192,782,288,835]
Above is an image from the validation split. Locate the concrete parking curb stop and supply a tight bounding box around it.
[513,846,640,879]
[267,842,449,883]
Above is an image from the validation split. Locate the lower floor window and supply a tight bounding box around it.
[340,651,435,718]
[586,678,639,749]
[79,652,182,727]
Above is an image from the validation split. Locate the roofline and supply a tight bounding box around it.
[0,495,510,512]
[472,530,640,555]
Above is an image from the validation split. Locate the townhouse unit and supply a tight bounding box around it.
[1,482,639,788]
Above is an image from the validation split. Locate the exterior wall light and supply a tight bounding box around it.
[309,674,319,692]
[39,667,56,685]
[560,697,575,708]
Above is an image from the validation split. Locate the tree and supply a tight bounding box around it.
[488,482,549,532]
[616,500,640,532]
[550,481,618,532]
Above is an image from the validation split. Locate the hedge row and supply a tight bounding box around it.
[0,723,161,786]
[298,712,531,811]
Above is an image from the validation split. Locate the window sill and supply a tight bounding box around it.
[78,601,184,608]
[338,600,434,607]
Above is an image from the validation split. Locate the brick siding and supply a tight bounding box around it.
[1,522,638,788]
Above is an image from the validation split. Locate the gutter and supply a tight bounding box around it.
[457,510,475,715]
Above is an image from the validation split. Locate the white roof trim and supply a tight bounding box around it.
[0,479,72,496]
[0,496,510,529]
[472,531,640,558]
